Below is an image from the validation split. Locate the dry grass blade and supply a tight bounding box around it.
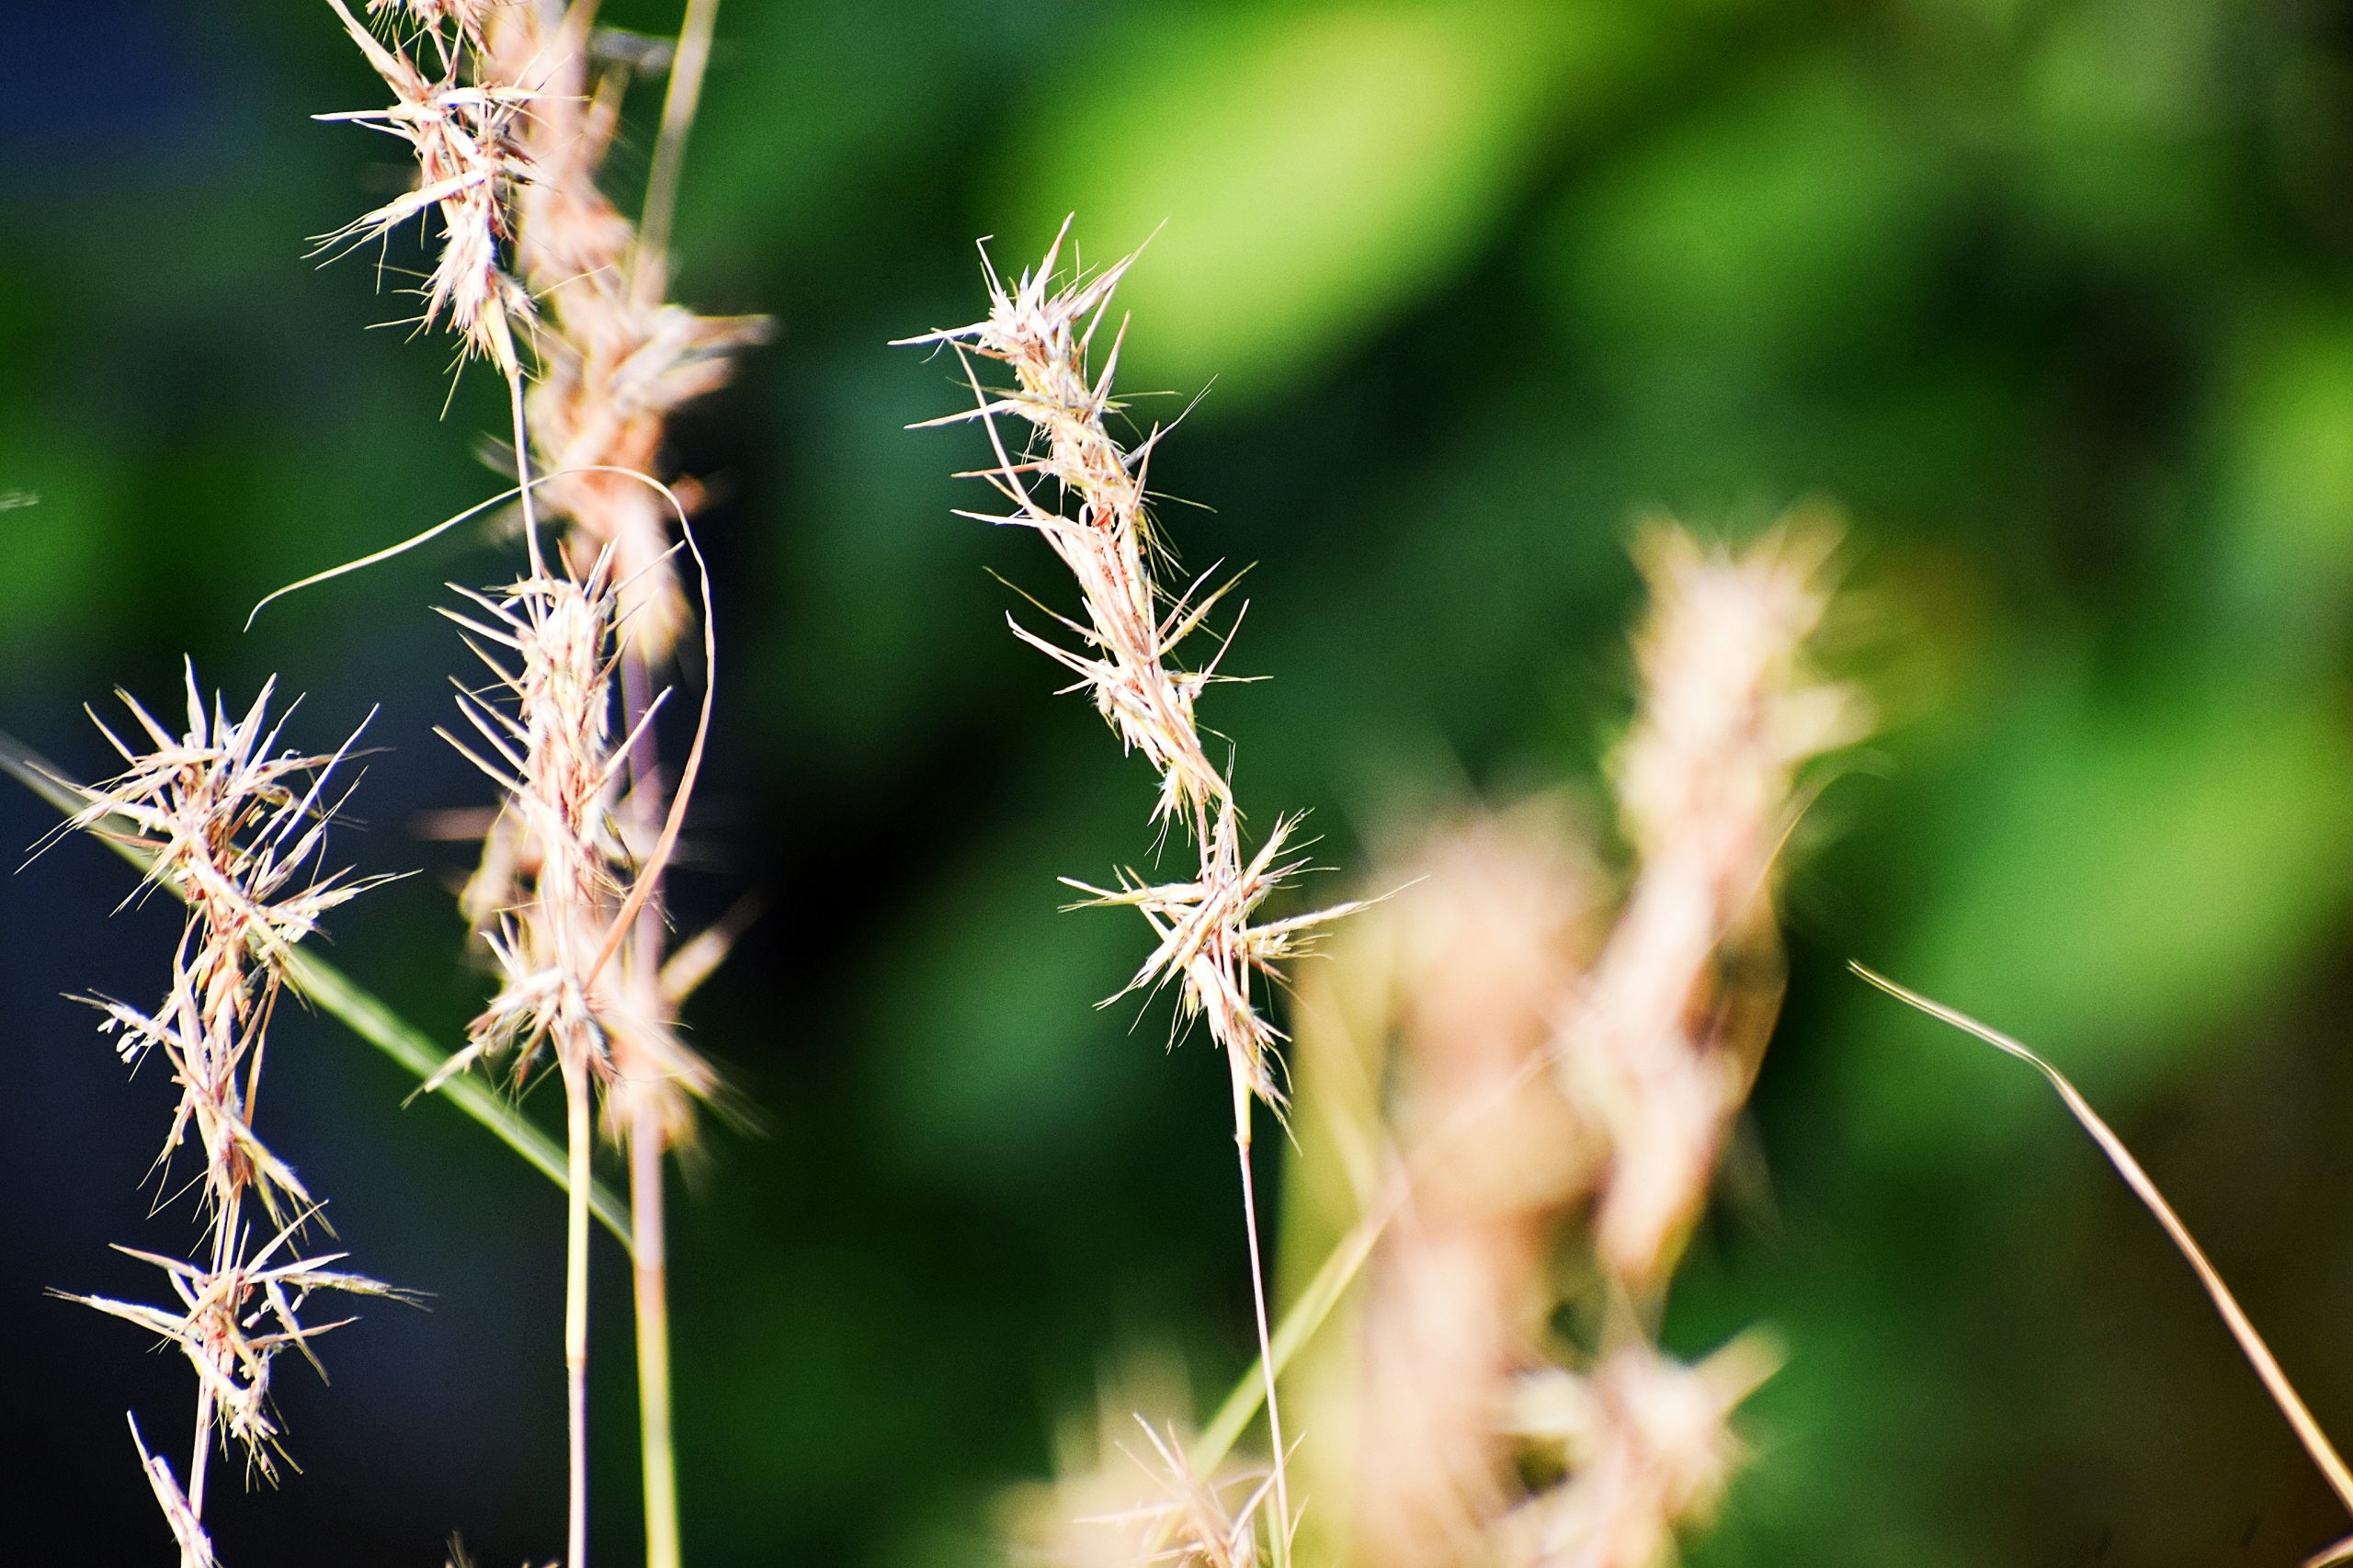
[1850,961,2353,1540]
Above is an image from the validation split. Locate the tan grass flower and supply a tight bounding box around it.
[1065,806,1363,1106]
[317,0,536,370]
[62,1224,417,1485]
[1500,1335,1777,1568]
[483,0,768,661]
[63,671,384,1221]
[1320,809,1605,1568]
[435,565,630,1091]
[904,226,1357,1103]
[55,670,397,1558]
[905,222,1363,1551]
[1563,519,1864,1289]
[368,0,492,51]
[433,558,719,1129]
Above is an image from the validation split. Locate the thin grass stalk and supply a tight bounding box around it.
[504,295,598,1568]
[566,1059,595,1568]
[1852,964,2353,1528]
[617,572,683,1568]
[631,1101,682,1568]
[1191,1200,1388,1476]
[635,0,721,309]
[1229,1062,1290,1557]
[188,1375,216,1528]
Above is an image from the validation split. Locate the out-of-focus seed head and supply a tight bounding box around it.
[1006,1406,1273,1568]
[369,0,492,49]
[1562,517,1864,1290]
[483,0,769,662]
[1325,807,1607,1568]
[1501,1336,1777,1568]
[1613,519,1863,894]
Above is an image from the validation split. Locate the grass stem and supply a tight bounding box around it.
[1853,962,2353,1520]
[631,1108,682,1568]
[187,1386,213,1528]
[635,0,722,309]
[565,1064,594,1568]
[1231,1060,1290,1565]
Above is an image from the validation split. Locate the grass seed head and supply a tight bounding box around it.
[441,567,626,1090]
[320,0,536,370]
[908,229,1363,1114]
[907,228,1229,831]
[436,561,719,1140]
[483,0,768,660]
[66,1227,417,1485]
[1563,517,1863,1289]
[65,669,381,1221]
[1501,1336,1776,1568]
[59,672,400,1517]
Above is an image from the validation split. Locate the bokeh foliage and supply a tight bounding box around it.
[9,0,2353,1562]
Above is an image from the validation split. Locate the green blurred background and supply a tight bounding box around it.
[8,0,2353,1562]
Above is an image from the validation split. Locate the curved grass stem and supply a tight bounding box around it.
[1853,962,2353,1530]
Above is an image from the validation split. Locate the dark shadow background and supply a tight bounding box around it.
[8,0,2353,1562]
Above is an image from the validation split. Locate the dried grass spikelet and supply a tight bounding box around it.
[63,1225,418,1482]
[904,231,1222,831]
[432,557,717,1135]
[456,566,620,1088]
[1331,806,1607,1568]
[51,671,404,1550]
[368,0,492,49]
[1498,1335,1778,1568]
[1562,517,1864,1290]
[318,0,536,371]
[481,0,768,662]
[904,222,1364,1552]
[63,672,382,1225]
[903,224,1359,1107]
[1007,1406,1276,1568]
